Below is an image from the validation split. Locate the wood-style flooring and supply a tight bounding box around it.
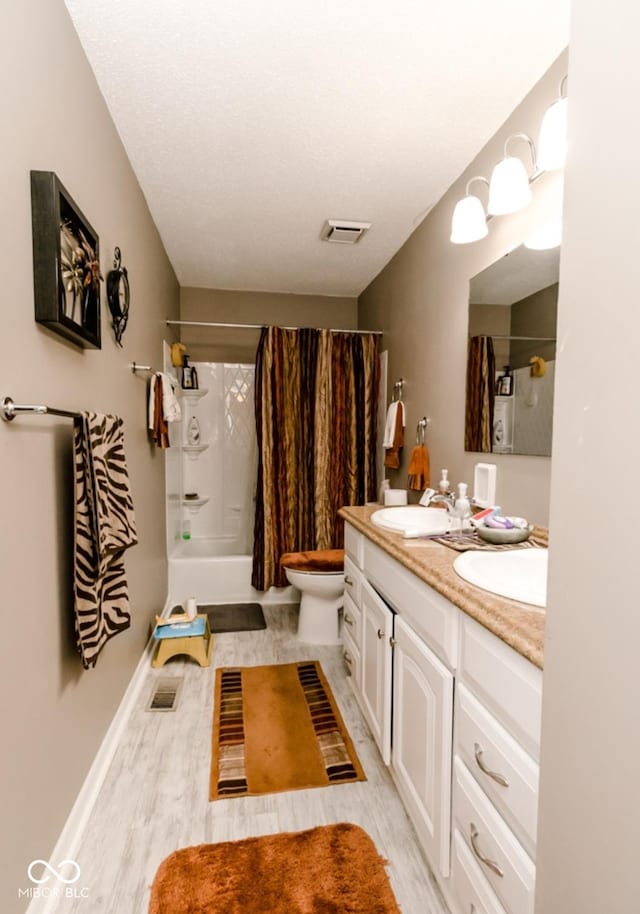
[63,605,450,914]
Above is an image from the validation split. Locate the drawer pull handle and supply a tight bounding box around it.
[389,636,397,647]
[344,575,354,586]
[469,823,504,878]
[344,613,354,626]
[474,742,510,788]
[377,628,384,639]
[343,650,353,666]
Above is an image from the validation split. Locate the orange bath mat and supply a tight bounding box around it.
[210,660,365,799]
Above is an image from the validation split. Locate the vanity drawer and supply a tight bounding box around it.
[344,523,364,568]
[363,538,458,668]
[342,592,361,647]
[455,684,539,858]
[453,758,535,914]
[344,555,362,607]
[451,828,508,914]
[459,616,543,761]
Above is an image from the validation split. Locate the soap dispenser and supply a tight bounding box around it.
[455,482,471,533]
[438,469,450,495]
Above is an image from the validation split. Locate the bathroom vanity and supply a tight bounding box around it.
[339,505,545,914]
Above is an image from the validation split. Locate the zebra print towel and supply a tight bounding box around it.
[73,413,138,669]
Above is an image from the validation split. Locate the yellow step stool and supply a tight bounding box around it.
[151,614,213,668]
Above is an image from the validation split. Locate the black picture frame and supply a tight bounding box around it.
[30,171,102,349]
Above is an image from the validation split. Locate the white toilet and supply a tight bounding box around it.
[280,549,345,644]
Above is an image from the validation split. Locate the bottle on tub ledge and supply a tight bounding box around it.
[181,355,199,390]
[187,415,201,446]
[497,365,513,396]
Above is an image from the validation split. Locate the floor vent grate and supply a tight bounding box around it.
[147,677,183,712]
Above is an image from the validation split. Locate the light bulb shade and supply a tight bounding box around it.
[450,195,488,244]
[488,156,532,215]
[537,97,568,171]
[524,218,562,250]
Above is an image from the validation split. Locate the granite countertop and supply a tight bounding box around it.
[339,505,545,670]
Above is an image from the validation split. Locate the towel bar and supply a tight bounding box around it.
[1,396,81,422]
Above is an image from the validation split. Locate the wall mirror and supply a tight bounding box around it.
[466,244,558,457]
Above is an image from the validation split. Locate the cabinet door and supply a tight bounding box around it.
[392,615,454,878]
[360,578,394,764]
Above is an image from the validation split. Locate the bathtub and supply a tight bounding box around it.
[168,537,296,606]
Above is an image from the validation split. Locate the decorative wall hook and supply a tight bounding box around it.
[416,416,429,444]
[106,246,130,347]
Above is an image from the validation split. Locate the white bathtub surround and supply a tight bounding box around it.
[168,550,297,606]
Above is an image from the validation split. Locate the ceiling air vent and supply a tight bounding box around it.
[321,220,372,244]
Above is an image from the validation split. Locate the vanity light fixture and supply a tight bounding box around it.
[450,176,490,244]
[449,76,568,245]
[537,76,568,171]
[487,133,537,216]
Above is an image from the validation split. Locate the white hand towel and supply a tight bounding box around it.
[160,372,181,422]
[383,401,405,448]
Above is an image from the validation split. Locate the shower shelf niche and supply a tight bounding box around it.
[182,496,210,512]
[181,443,209,459]
[178,388,208,402]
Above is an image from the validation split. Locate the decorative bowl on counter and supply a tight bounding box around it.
[471,517,533,545]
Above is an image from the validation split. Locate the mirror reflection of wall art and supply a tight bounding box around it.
[30,171,102,349]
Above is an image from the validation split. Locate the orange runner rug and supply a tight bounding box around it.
[149,823,400,914]
[210,660,365,799]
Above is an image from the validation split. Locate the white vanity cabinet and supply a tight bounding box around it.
[343,527,394,763]
[392,615,454,876]
[342,520,543,914]
[360,578,394,764]
[451,616,542,914]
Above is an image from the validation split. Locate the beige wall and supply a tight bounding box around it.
[0,2,179,906]
[359,54,568,526]
[180,287,358,363]
[535,5,640,913]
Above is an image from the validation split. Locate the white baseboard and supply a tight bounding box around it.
[25,597,173,914]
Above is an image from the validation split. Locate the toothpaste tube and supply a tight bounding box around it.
[484,514,515,529]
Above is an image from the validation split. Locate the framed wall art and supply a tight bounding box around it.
[30,170,102,349]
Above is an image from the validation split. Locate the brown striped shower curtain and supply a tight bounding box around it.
[465,335,496,453]
[252,326,379,590]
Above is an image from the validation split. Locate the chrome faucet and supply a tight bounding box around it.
[420,489,456,516]
[422,491,456,513]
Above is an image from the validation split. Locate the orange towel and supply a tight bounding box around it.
[150,375,170,448]
[384,403,404,469]
[407,444,430,490]
[279,549,345,573]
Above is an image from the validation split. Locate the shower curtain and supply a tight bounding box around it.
[252,326,379,590]
[465,335,496,453]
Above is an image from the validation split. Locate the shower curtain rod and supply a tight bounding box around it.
[166,320,383,336]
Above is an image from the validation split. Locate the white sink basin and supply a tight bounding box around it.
[371,505,451,537]
[453,548,548,608]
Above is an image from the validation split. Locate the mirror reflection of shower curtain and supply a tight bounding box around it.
[465,336,496,453]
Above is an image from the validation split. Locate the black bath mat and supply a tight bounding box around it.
[203,603,267,633]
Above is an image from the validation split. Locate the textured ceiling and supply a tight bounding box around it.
[64,0,569,297]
